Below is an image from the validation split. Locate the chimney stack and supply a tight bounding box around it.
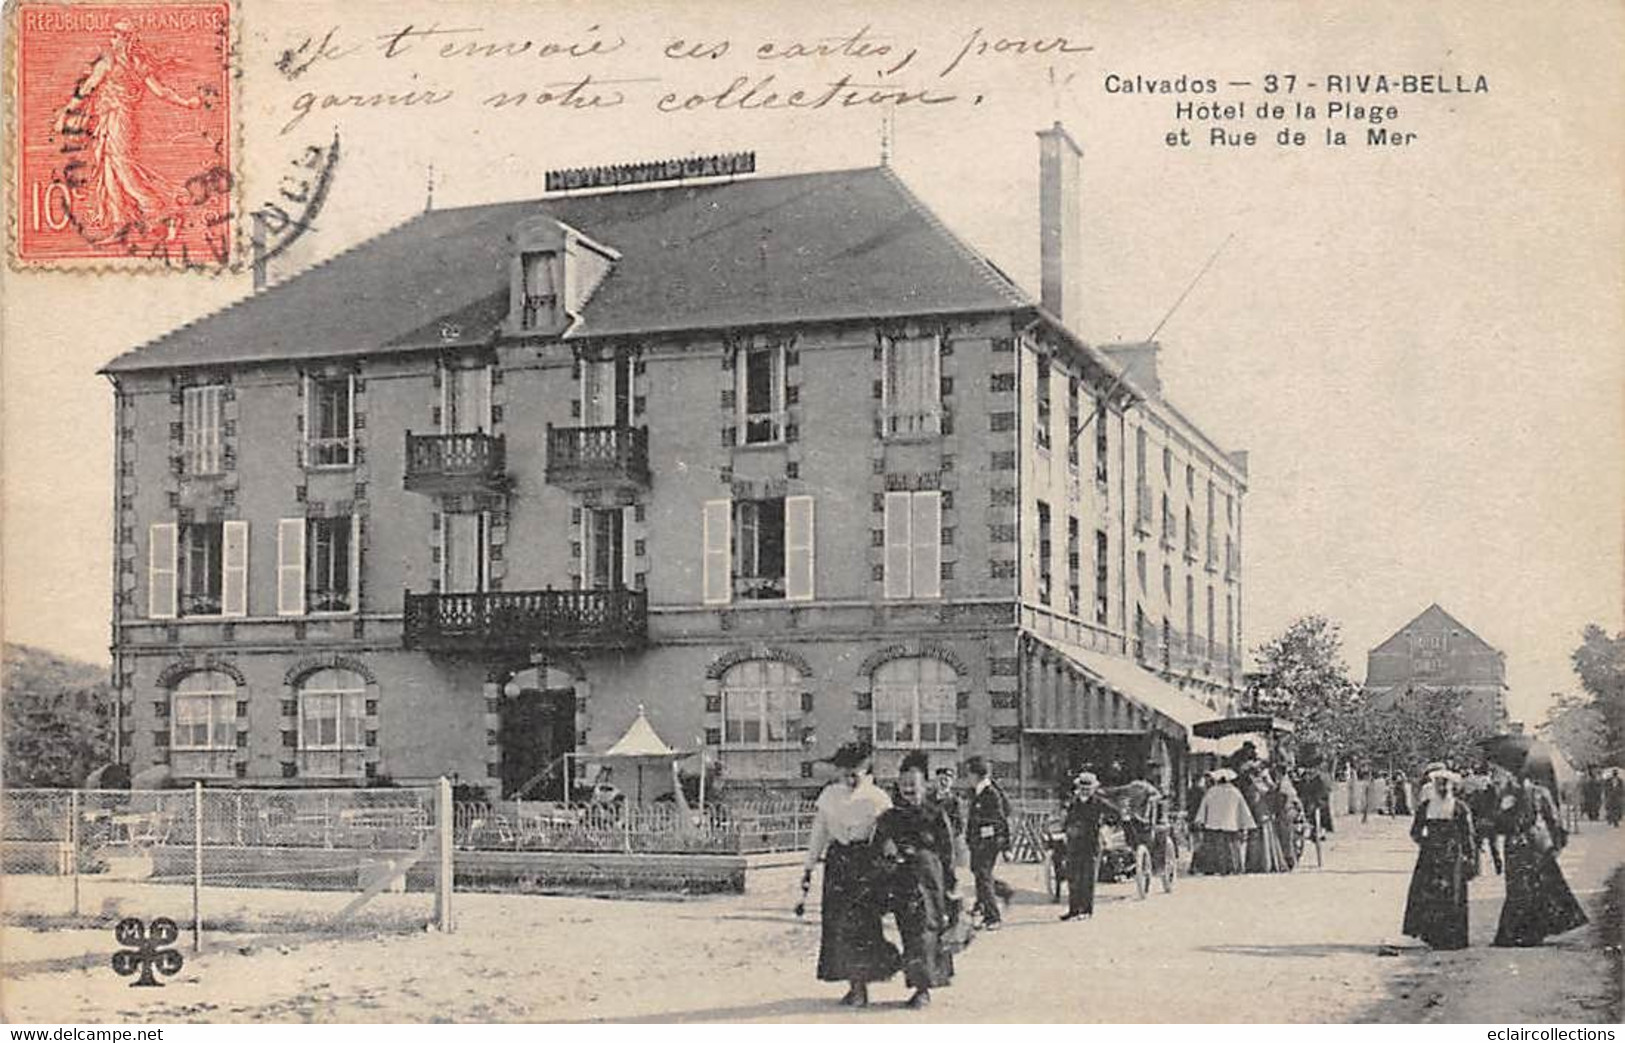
[1037,121,1084,333]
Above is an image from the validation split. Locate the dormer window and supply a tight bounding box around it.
[508,215,618,338]
[521,250,560,331]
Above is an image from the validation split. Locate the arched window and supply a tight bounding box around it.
[873,657,956,749]
[720,660,802,748]
[298,668,367,777]
[171,670,237,778]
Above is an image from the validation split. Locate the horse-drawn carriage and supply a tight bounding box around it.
[1032,784,1181,902]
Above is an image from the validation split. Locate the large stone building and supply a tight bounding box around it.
[1365,604,1509,731]
[102,125,1248,802]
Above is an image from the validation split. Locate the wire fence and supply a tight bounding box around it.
[2,783,453,948]
[453,797,816,854]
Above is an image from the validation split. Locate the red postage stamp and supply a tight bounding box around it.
[10,0,233,268]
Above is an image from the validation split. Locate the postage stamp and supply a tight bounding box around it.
[9,0,233,269]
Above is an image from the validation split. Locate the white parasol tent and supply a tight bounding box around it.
[595,705,692,806]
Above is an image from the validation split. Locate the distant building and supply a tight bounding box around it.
[1365,604,1508,731]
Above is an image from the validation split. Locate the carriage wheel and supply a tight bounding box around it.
[1133,845,1152,900]
[1160,836,1177,893]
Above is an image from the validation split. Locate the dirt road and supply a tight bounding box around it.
[2,816,1619,1022]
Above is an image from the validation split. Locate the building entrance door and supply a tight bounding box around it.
[499,665,577,801]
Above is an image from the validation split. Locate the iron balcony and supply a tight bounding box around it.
[402,588,648,653]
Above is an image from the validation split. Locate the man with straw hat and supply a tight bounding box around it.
[1059,771,1121,921]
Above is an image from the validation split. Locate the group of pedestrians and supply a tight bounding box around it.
[798,744,1010,1010]
[1187,743,1307,875]
[1578,767,1625,827]
[1401,761,1590,951]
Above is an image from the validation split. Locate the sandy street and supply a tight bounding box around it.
[2,816,1620,1023]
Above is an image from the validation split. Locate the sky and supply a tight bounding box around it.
[3,0,1621,727]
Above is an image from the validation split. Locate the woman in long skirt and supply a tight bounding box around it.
[1402,767,1476,950]
[874,751,957,1009]
[1193,769,1254,874]
[1492,768,1589,947]
[800,741,899,1007]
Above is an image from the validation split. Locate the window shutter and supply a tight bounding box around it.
[345,374,357,448]
[221,520,249,617]
[203,386,223,472]
[785,495,814,601]
[148,523,178,619]
[182,390,199,471]
[277,518,306,616]
[702,499,732,605]
[348,514,362,613]
[438,362,449,433]
[883,491,912,599]
[911,492,942,599]
[927,337,942,430]
[621,506,636,589]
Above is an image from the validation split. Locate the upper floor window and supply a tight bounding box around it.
[298,668,367,778]
[882,335,941,438]
[1185,463,1195,496]
[149,521,247,619]
[520,251,561,331]
[1094,529,1110,625]
[1067,516,1081,617]
[701,496,813,604]
[171,670,236,752]
[1036,501,1052,605]
[1094,396,1109,485]
[1162,446,1172,484]
[735,498,786,600]
[873,657,956,749]
[1035,354,1052,450]
[736,342,785,445]
[305,374,354,468]
[721,660,802,748]
[277,515,359,616]
[582,507,629,591]
[182,385,225,475]
[580,354,632,429]
[883,491,941,600]
[1066,378,1080,469]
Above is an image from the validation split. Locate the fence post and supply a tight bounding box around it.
[69,790,81,917]
[192,781,203,953]
[433,777,454,932]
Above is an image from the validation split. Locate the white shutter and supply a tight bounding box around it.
[438,361,449,433]
[621,506,636,589]
[911,492,942,599]
[348,514,362,613]
[702,499,732,605]
[785,495,814,602]
[202,386,222,473]
[221,520,249,617]
[148,523,178,619]
[181,390,200,472]
[883,491,912,599]
[277,518,306,616]
[926,338,942,433]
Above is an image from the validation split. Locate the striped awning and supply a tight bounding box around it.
[1020,635,1219,745]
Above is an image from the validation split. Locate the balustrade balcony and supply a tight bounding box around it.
[402,588,648,654]
[403,431,507,496]
[545,424,651,494]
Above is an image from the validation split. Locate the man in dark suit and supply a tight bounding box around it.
[1060,771,1121,920]
[964,756,1010,930]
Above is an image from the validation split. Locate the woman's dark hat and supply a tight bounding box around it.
[822,741,874,769]
[899,750,932,776]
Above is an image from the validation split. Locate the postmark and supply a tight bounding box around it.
[9,0,234,269]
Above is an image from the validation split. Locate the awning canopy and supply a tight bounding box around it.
[1021,635,1226,747]
[600,705,689,759]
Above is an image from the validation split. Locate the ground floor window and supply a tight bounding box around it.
[170,670,237,778]
[721,660,802,747]
[298,668,367,777]
[872,657,956,748]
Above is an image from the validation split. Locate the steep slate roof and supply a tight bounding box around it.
[102,166,1032,373]
[1368,603,1501,657]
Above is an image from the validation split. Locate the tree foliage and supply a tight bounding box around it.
[1571,624,1625,764]
[1350,686,1498,776]
[1540,691,1610,769]
[2,643,114,787]
[1246,615,1362,762]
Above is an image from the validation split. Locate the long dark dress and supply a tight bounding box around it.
[817,842,900,982]
[874,800,956,990]
[1605,776,1624,827]
[1493,781,1589,947]
[1401,796,1475,949]
[1243,774,1290,873]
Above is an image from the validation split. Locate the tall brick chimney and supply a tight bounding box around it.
[1037,121,1084,333]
